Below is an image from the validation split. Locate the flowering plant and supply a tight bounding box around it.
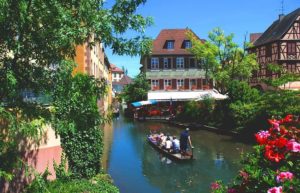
[211,115,300,193]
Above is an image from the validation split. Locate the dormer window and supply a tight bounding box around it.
[166,40,174,49]
[185,40,191,48]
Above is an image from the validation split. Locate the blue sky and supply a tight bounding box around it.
[106,0,300,77]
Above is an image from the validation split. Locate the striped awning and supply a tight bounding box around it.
[131,99,158,107]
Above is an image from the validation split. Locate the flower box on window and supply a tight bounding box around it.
[165,86,172,91]
[191,85,197,90]
[178,86,184,91]
[203,85,210,90]
[152,86,159,91]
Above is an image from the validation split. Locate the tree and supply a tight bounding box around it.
[121,73,150,103]
[0,0,152,183]
[188,28,258,94]
[262,63,300,89]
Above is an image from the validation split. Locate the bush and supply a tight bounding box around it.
[53,71,107,178]
[211,115,300,193]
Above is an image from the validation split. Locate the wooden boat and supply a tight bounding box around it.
[147,134,194,161]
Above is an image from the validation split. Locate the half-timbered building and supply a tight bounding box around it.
[249,8,300,90]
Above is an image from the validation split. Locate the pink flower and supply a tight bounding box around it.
[255,130,270,145]
[210,182,220,190]
[276,172,294,183]
[228,188,237,193]
[267,186,282,193]
[286,139,300,152]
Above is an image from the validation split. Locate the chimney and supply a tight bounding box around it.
[279,14,285,21]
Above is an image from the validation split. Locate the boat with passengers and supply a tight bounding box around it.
[147,134,194,161]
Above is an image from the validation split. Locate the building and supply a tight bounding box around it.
[73,35,112,112]
[249,8,300,90]
[111,64,124,82]
[113,75,133,94]
[140,28,214,102]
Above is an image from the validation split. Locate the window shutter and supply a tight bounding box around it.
[190,58,195,68]
[159,79,164,90]
[173,58,177,69]
[184,57,189,69]
[172,79,177,89]
[168,58,171,69]
[197,78,202,89]
[209,79,213,89]
[184,79,189,90]
[159,58,163,69]
[147,58,151,69]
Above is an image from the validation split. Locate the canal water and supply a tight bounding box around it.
[102,115,252,193]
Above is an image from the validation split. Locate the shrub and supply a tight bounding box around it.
[211,115,300,193]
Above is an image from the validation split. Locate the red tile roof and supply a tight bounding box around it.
[250,33,263,43]
[152,29,202,55]
[114,75,132,85]
[110,64,124,73]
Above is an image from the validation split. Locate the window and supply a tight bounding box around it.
[167,41,174,49]
[190,79,196,89]
[113,73,116,78]
[266,44,272,57]
[176,57,184,69]
[177,79,184,89]
[164,79,172,89]
[163,58,169,69]
[185,41,192,48]
[151,80,159,90]
[151,57,159,69]
[287,42,296,59]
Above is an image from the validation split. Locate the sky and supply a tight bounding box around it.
[106,0,300,78]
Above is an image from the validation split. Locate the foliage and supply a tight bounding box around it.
[260,90,300,118]
[45,175,119,193]
[26,160,119,193]
[0,106,47,181]
[52,64,107,178]
[263,64,300,88]
[227,80,260,103]
[211,116,300,193]
[225,81,262,130]
[121,73,150,103]
[188,28,258,94]
[0,0,152,182]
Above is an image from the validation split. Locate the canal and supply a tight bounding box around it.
[102,115,252,193]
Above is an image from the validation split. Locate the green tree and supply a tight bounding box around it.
[188,28,258,94]
[0,0,152,184]
[52,63,107,178]
[263,63,300,89]
[121,73,150,103]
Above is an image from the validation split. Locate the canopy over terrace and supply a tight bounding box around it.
[131,99,158,107]
[148,90,227,102]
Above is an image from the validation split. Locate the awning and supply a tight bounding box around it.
[147,90,227,101]
[146,70,205,79]
[131,99,158,107]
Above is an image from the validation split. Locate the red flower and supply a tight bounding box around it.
[255,130,270,145]
[274,137,288,148]
[264,147,285,162]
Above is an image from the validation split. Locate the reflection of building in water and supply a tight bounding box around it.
[214,152,225,168]
[101,123,114,171]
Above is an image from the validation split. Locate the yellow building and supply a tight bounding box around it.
[73,35,112,113]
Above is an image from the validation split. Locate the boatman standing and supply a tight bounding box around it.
[180,128,193,154]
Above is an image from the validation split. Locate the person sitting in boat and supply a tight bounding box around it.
[165,137,172,152]
[180,128,194,154]
[172,136,180,153]
[158,133,166,147]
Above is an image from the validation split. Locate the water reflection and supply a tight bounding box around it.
[104,115,252,193]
